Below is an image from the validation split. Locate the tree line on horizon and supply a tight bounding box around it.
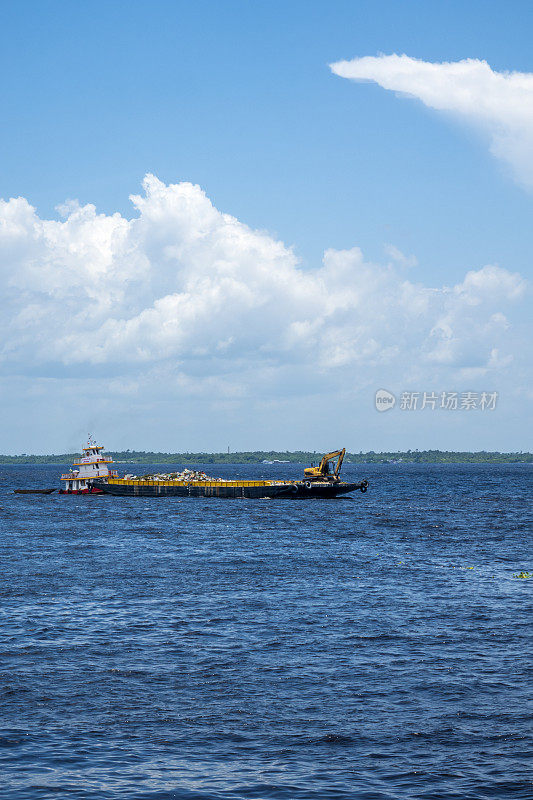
[0,449,531,465]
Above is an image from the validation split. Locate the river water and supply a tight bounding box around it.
[0,463,531,799]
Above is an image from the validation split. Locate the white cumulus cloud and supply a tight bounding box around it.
[0,175,528,408]
[330,53,533,188]
[1,175,530,452]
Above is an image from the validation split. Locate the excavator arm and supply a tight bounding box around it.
[333,448,345,477]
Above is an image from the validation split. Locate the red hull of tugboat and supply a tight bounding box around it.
[59,486,104,495]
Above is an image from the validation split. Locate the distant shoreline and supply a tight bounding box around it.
[0,450,531,465]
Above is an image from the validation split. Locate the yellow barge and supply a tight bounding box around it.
[94,449,369,499]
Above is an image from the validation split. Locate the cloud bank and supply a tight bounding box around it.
[0,174,529,451]
[330,54,533,189]
[0,175,527,410]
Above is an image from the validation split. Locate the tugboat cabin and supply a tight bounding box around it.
[60,438,117,494]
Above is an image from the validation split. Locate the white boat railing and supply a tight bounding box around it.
[61,470,118,480]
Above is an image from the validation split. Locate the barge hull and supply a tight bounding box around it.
[94,480,362,499]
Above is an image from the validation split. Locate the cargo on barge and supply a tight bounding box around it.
[93,449,369,499]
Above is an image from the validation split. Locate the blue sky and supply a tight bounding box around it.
[2,0,533,276]
[0,1,531,453]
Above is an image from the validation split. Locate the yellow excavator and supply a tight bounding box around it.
[303,448,346,482]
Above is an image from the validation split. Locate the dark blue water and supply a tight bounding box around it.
[0,463,531,800]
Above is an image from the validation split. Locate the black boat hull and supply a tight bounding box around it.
[14,488,57,494]
[93,479,365,499]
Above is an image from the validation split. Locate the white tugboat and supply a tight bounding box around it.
[59,437,118,494]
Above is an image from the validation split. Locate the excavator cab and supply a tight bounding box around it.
[303,448,346,482]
